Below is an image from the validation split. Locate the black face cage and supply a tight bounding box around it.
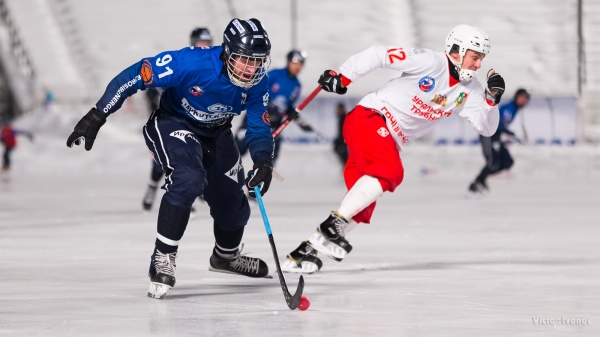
[225,52,271,88]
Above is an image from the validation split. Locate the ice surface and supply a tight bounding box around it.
[1,107,599,336]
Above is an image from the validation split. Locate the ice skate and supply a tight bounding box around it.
[147,249,177,299]
[467,180,488,196]
[281,241,323,274]
[308,211,353,262]
[208,247,271,278]
[142,183,158,211]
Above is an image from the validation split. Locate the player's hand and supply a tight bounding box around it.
[245,160,273,198]
[318,70,347,95]
[66,108,107,151]
[485,69,505,105]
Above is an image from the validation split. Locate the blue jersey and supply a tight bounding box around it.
[267,67,301,114]
[494,100,519,137]
[95,46,273,162]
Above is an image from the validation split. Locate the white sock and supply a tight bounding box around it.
[337,175,383,221]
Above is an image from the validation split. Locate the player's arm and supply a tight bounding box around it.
[320,46,434,94]
[67,49,183,150]
[458,85,500,137]
[96,50,183,115]
[244,79,275,197]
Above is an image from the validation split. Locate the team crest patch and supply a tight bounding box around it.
[189,86,204,96]
[377,127,389,137]
[455,92,468,107]
[418,76,435,92]
[431,94,447,106]
[141,59,154,85]
[262,111,271,125]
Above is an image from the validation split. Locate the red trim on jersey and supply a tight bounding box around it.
[340,74,352,87]
[448,69,460,87]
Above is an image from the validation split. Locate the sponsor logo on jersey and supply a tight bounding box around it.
[225,156,243,182]
[262,111,271,125]
[181,98,236,123]
[455,92,468,107]
[189,86,204,96]
[381,106,409,145]
[411,95,453,120]
[207,103,234,113]
[418,76,435,92]
[169,130,200,145]
[271,83,279,93]
[102,75,142,113]
[377,127,389,137]
[141,59,154,85]
[431,94,447,106]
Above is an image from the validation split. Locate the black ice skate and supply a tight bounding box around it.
[147,249,177,299]
[208,248,271,278]
[308,211,353,262]
[142,183,158,211]
[468,180,488,195]
[281,241,323,274]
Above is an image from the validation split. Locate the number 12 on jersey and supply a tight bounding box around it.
[387,48,406,63]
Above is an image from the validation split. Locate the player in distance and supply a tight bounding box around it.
[282,24,506,273]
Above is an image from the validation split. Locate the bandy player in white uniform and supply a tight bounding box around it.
[282,25,506,273]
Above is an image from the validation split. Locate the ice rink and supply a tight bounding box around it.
[1,109,599,336]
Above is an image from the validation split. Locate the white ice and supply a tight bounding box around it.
[1,107,599,337]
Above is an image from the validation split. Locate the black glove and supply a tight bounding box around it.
[66,108,107,151]
[318,70,347,95]
[245,160,273,198]
[485,69,505,105]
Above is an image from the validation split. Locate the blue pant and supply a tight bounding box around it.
[143,111,250,253]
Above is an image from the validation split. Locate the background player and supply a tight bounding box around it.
[468,88,530,194]
[235,49,313,165]
[67,18,275,299]
[282,24,506,273]
[142,27,214,211]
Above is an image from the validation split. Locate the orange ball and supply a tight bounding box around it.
[298,295,310,311]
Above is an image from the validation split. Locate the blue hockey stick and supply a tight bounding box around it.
[254,186,304,310]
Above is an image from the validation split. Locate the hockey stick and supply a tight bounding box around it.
[271,84,323,139]
[254,185,304,310]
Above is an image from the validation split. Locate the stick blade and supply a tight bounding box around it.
[285,275,304,310]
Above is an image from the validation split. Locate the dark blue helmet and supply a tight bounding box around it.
[287,49,307,63]
[222,18,271,88]
[190,27,213,46]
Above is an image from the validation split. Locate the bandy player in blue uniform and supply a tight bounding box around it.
[66,18,275,299]
[235,49,312,164]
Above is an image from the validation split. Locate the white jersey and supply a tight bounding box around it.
[339,46,499,149]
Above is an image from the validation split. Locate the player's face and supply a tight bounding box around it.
[461,50,485,71]
[232,56,262,82]
[515,94,530,107]
[287,61,304,76]
[194,41,212,47]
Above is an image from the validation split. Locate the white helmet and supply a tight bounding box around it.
[445,25,490,82]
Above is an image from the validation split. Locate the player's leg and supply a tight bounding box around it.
[202,129,269,278]
[469,135,493,194]
[284,106,403,272]
[272,136,282,166]
[142,160,164,211]
[310,106,403,259]
[143,114,206,298]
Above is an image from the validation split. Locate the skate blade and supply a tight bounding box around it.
[308,231,347,262]
[208,267,273,279]
[281,258,320,274]
[147,282,172,299]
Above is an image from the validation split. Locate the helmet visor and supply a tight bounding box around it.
[226,52,271,88]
